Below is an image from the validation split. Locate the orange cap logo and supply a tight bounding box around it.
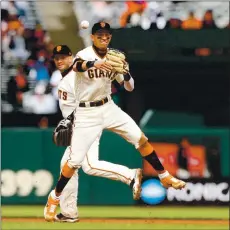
[100,22,106,28]
[56,46,62,52]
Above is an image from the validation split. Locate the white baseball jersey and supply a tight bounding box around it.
[58,69,78,118]
[58,49,124,117]
[76,46,124,102]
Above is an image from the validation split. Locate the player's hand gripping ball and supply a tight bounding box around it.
[106,49,129,75]
[80,20,89,29]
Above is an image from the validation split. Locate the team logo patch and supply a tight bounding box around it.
[100,22,106,28]
[56,46,62,52]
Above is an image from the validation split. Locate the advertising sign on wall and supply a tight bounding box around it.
[140,178,229,205]
[143,137,222,180]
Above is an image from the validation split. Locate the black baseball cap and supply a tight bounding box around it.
[52,45,72,57]
[92,22,112,34]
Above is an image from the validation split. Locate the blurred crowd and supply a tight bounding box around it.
[74,1,230,30]
[1,1,229,117]
[119,1,229,30]
[1,1,60,116]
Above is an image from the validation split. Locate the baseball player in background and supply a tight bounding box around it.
[50,45,143,222]
[44,22,186,222]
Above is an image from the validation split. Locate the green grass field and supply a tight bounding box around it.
[2,205,229,230]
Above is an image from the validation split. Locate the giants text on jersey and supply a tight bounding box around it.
[76,46,124,102]
[58,70,78,118]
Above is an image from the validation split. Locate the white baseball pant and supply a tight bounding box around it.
[60,132,136,218]
[68,100,145,169]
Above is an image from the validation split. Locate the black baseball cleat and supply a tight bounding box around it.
[54,213,79,223]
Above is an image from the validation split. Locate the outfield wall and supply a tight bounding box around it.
[1,128,229,205]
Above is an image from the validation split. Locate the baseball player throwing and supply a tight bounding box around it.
[50,45,142,222]
[44,22,186,222]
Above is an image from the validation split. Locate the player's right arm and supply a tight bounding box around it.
[73,57,112,73]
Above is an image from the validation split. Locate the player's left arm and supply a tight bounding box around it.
[123,72,134,92]
[114,73,134,92]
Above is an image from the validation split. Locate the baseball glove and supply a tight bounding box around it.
[53,118,72,146]
[106,49,129,74]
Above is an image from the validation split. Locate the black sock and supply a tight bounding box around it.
[144,150,164,171]
[55,174,71,193]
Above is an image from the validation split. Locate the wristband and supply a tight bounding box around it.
[76,60,84,72]
[124,72,131,81]
[86,61,95,69]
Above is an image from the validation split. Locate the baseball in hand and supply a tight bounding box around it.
[80,20,89,29]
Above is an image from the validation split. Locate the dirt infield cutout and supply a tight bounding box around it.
[2,217,229,225]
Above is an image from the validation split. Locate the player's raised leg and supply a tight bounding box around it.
[81,134,143,200]
[104,101,186,190]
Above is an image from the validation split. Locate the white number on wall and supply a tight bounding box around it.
[33,170,53,196]
[1,170,17,197]
[15,170,34,196]
[1,170,53,197]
